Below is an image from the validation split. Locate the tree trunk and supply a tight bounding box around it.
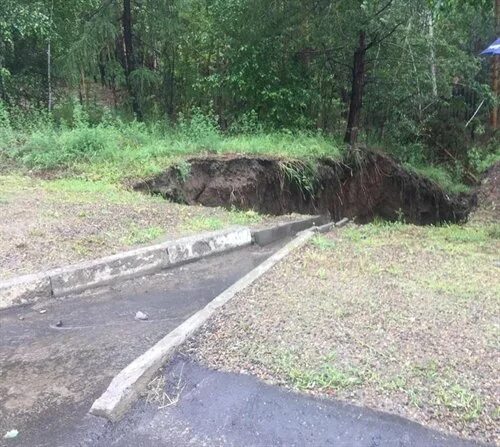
[428,10,438,97]
[47,40,52,112]
[47,0,54,112]
[122,0,142,120]
[344,31,367,145]
[0,61,7,104]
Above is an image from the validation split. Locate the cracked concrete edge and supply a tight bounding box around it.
[251,214,330,246]
[89,229,317,422]
[0,227,252,310]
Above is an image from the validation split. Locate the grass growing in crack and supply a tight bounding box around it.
[145,366,186,409]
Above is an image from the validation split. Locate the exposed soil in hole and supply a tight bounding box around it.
[135,151,471,224]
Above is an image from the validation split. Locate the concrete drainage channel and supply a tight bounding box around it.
[90,216,348,422]
[0,214,348,445]
[0,215,330,310]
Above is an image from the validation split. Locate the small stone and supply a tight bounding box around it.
[18,316,24,321]
[39,309,47,314]
[135,311,149,321]
[4,429,18,439]
[55,320,63,327]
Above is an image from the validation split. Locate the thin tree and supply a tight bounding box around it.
[344,18,401,146]
[122,0,142,120]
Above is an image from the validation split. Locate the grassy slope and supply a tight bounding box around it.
[0,116,483,195]
[189,221,500,443]
[0,122,343,183]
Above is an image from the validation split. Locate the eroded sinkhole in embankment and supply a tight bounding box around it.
[134,151,472,225]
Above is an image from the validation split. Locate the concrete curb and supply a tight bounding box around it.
[312,217,349,234]
[251,215,330,246]
[0,227,252,310]
[89,229,317,422]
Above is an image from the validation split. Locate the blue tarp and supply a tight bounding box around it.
[481,38,500,55]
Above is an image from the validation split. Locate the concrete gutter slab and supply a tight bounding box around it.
[0,272,52,309]
[0,226,252,310]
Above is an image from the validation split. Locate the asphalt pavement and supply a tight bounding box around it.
[83,355,485,447]
[0,242,281,447]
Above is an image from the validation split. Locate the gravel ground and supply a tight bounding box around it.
[185,221,500,445]
[0,174,298,279]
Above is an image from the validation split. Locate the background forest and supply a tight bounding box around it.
[0,0,499,188]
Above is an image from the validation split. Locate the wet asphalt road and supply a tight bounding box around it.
[0,242,282,447]
[74,355,485,447]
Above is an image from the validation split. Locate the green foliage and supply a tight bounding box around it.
[404,163,470,194]
[0,106,345,182]
[468,143,500,174]
[279,160,319,199]
[0,0,497,187]
[175,160,192,182]
[177,107,220,148]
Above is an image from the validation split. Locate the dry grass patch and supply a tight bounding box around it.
[187,222,500,444]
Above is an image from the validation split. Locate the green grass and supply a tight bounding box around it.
[342,220,499,248]
[0,117,344,184]
[311,234,336,250]
[436,384,484,422]
[1,106,490,195]
[121,225,164,245]
[405,164,471,195]
[183,209,264,232]
[42,178,159,204]
[277,352,364,392]
[338,221,500,303]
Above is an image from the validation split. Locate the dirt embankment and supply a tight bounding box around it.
[135,151,471,225]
